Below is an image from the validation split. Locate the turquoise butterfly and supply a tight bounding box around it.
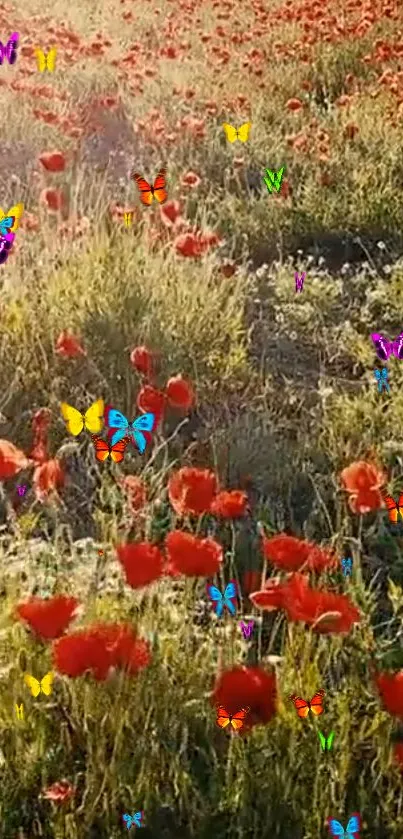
[106,408,154,453]
[327,814,360,839]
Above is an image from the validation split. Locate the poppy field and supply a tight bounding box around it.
[3,0,403,836]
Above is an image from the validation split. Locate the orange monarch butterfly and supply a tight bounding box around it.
[91,436,127,463]
[382,492,403,523]
[289,689,325,718]
[132,168,167,206]
[216,705,250,732]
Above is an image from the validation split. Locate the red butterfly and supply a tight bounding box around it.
[216,706,250,732]
[382,492,403,523]
[289,689,325,718]
[132,168,167,206]
[91,436,127,463]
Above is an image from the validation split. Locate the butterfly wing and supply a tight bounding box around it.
[216,706,231,728]
[24,674,41,698]
[393,332,403,360]
[122,813,132,828]
[107,408,128,445]
[133,172,153,205]
[237,122,252,142]
[92,437,111,462]
[0,217,13,236]
[83,398,104,434]
[46,47,57,71]
[133,812,143,828]
[110,439,127,463]
[345,814,360,838]
[397,493,403,521]
[223,580,237,615]
[230,706,250,731]
[327,819,345,837]
[289,695,310,718]
[40,672,54,696]
[371,333,393,361]
[152,169,167,204]
[309,689,325,716]
[207,584,224,617]
[326,731,335,750]
[383,493,399,523]
[130,414,154,453]
[318,731,326,750]
[60,403,84,436]
[222,123,238,142]
[34,47,46,71]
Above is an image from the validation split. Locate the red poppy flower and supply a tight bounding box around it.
[165,530,222,577]
[130,345,154,377]
[249,577,290,611]
[211,665,277,729]
[375,671,403,719]
[40,187,65,212]
[42,780,75,803]
[286,97,303,111]
[116,542,164,589]
[137,385,166,428]
[165,375,195,411]
[33,458,65,501]
[168,467,217,516]
[16,595,79,640]
[284,573,360,633]
[55,330,86,358]
[29,407,52,464]
[210,490,248,519]
[53,622,151,680]
[119,475,147,511]
[0,440,31,479]
[341,460,386,514]
[38,150,66,172]
[160,199,183,227]
[181,171,201,188]
[261,533,337,572]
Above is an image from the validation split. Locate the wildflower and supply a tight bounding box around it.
[375,671,403,719]
[53,622,151,680]
[55,330,86,358]
[116,542,164,589]
[261,533,337,572]
[168,466,217,516]
[165,530,222,576]
[221,260,237,278]
[160,199,183,227]
[0,440,31,480]
[33,458,65,501]
[344,122,359,139]
[40,187,65,212]
[130,345,154,377]
[119,475,147,511]
[212,665,277,729]
[165,375,195,411]
[341,460,386,514]
[284,573,360,633]
[210,490,248,518]
[286,97,304,111]
[42,780,75,803]
[15,596,79,640]
[38,150,66,172]
[250,578,290,611]
[137,385,165,428]
[181,171,201,188]
[29,407,52,464]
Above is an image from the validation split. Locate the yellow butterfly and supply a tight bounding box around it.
[222,122,252,143]
[34,47,57,73]
[24,672,54,697]
[0,202,24,234]
[60,399,104,436]
[15,703,24,720]
[124,212,133,227]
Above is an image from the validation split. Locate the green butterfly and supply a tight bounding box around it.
[318,730,335,751]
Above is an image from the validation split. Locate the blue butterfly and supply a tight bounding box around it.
[327,813,360,839]
[123,811,143,829]
[106,409,154,453]
[0,216,14,238]
[207,580,237,617]
[374,367,390,393]
[341,557,352,577]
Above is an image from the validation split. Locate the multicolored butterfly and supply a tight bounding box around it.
[0,203,23,263]
[0,32,19,65]
[382,491,403,523]
[327,813,360,839]
[206,580,237,617]
[222,122,252,143]
[216,705,250,732]
[289,689,325,718]
[123,811,144,829]
[371,332,403,361]
[132,169,167,206]
[60,399,104,436]
[106,409,154,452]
[34,47,57,72]
[92,435,127,463]
[24,672,54,697]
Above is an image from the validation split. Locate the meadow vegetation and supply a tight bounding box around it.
[1,0,403,836]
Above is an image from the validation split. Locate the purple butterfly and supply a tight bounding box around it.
[0,32,19,65]
[0,236,14,264]
[371,332,403,361]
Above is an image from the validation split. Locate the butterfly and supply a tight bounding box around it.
[239,619,254,638]
[374,367,390,393]
[341,557,352,577]
[382,491,403,523]
[0,32,19,65]
[222,122,252,143]
[371,332,403,361]
[216,705,250,732]
[132,169,167,205]
[24,672,54,697]
[206,580,237,617]
[289,689,325,718]
[106,409,154,453]
[327,813,360,839]
[318,730,335,751]
[0,202,23,240]
[295,271,305,292]
[14,703,24,720]
[123,812,144,829]
[34,47,57,72]
[92,435,127,463]
[124,211,133,227]
[60,399,104,436]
